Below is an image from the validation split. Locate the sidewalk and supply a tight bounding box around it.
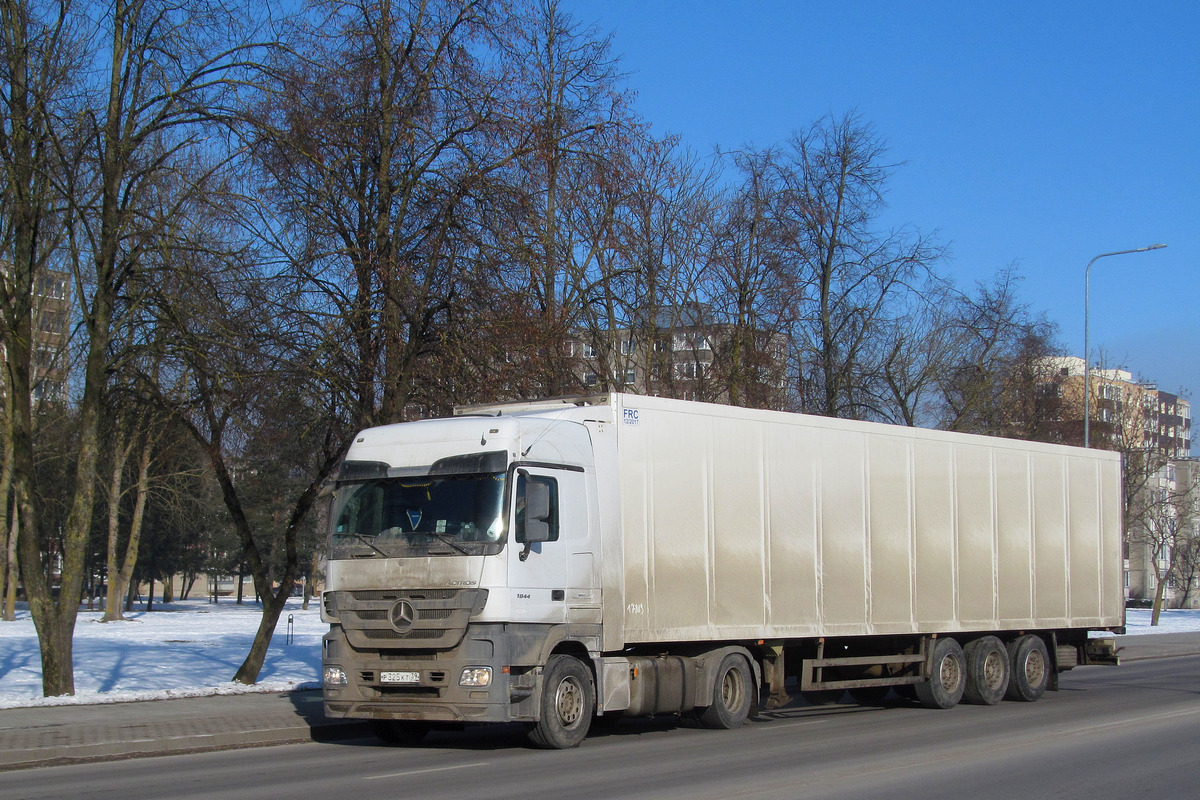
[0,689,367,771]
[2,632,1198,771]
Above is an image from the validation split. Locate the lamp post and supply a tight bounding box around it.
[1083,243,1167,447]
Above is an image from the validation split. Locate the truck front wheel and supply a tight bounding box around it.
[528,655,594,749]
[915,637,966,709]
[697,653,753,729]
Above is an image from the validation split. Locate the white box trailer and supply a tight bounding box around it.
[321,394,1123,748]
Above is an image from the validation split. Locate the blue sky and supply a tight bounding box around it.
[563,1,1198,400]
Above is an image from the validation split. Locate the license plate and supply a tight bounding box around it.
[380,671,420,684]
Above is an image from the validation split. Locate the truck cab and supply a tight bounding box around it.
[321,407,606,747]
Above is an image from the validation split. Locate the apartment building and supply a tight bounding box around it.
[1041,356,1191,458]
[0,266,72,404]
[568,306,788,407]
[1038,356,1196,608]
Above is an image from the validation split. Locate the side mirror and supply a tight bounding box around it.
[519,479,553,561]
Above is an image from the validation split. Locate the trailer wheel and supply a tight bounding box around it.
[528,655,594,749]
[915,637,966,709]
[698,653,753,729]
[963,636,1010,705]
[370,720,430,746]
[1005,635,1050,702]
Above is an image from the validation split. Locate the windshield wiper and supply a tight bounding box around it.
[338,533,388,557]
[419,531,471,555]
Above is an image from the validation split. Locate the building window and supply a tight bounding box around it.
[674,361,707,380]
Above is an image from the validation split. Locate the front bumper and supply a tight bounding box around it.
[322,623,540,724]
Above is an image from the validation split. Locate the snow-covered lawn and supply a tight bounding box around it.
[0,598,325,709]
[0,600,1198,709]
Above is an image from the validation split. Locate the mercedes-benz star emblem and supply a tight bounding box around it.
[389,599,416,631]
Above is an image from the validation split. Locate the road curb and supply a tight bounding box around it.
[0,718,371,771]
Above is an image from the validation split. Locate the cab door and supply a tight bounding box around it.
[508,466,597,625]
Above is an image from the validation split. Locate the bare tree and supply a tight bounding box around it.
[1,0,264,696]
[489,0,635,396]
[704,146,796,409]
[0,0,85,685]
[751,113,943,418]
[143,225,350,681]
[254,0,514,424]
[937,265,1060,436]
[1130,462,1198,625]
[1172,528,1200,610]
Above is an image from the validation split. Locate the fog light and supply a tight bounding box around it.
[323,666,348,687]
[459,667,492,687]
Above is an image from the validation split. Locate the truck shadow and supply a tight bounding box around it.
[318,696,907,752]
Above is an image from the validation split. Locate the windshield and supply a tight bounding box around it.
[329,472,507,559]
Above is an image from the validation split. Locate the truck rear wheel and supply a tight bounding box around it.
[1005,635,1050,702]
[963,636,1010,705]
[697,653,753,729]
[915,637,965,709]
[528,655,594,749]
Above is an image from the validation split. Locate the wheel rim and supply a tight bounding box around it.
[1023,649,1045,687]
[982,650,1005,689]
[555,676,584,727]
[720,666,745,711]
[940,653,962,692]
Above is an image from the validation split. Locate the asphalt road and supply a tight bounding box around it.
[4,654,1199,800]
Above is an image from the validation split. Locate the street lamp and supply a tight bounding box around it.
[1083,243,1167,447]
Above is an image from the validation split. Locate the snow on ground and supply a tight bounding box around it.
[0,597,325,709]
[0,600,1198,709]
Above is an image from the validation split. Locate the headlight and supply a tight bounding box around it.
[459,667,492,687]
[323,666,348,687]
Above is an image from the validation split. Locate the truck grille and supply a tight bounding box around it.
[331,588,487,651]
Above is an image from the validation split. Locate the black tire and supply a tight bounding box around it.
[528,655,594,749]
[370,719,430,746]
[915,637,966,709]
[847,686,890,706]
[893,683,917,701]
[697,653,753,729]
[801,689,845,706]
[1005,635,1050,702]
[963,636,1010,705]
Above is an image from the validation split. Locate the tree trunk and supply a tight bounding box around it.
[232,587,289,684]
[0,401,11,619]
[1151,572,1167,626]
[102,437,132,621]
[2,501,16,621]
[2,536,16,619]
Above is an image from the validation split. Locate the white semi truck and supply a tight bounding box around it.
[321,394,1123,748]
